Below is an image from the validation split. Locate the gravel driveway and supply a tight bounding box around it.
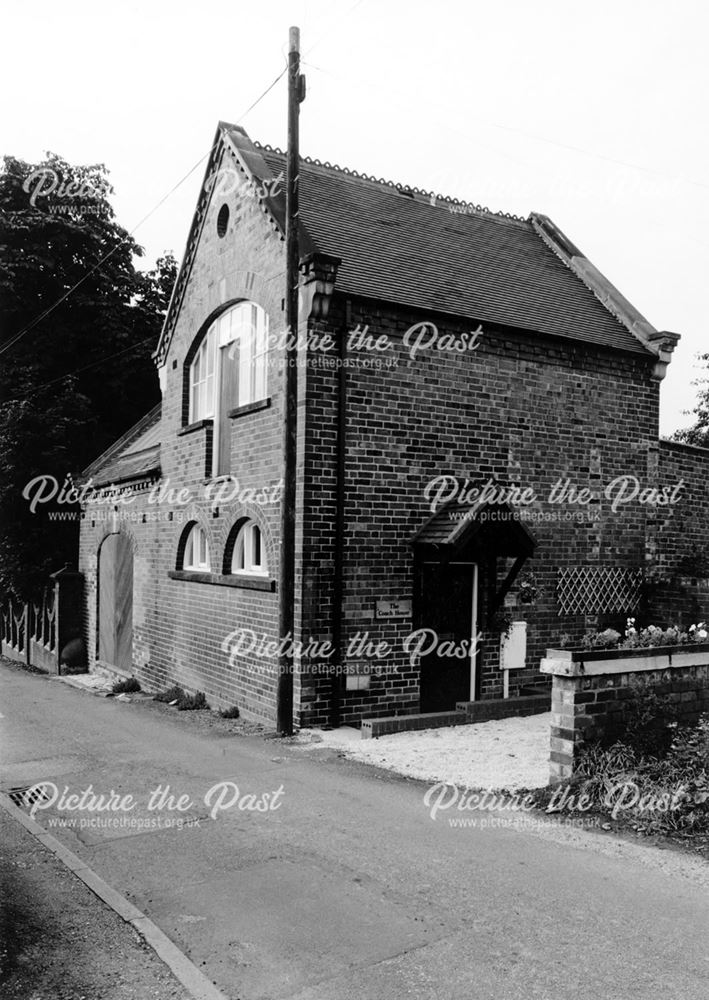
[296,712,552,790]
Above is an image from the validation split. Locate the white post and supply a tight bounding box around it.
[469,563,479,701]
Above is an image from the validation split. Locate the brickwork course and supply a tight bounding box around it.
[78,121,709,729]
[547,659,709,782]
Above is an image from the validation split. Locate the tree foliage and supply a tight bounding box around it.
[0,152,177,600]
[670,353,709,448]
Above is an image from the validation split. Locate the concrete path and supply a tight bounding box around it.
[1,659,708,1000]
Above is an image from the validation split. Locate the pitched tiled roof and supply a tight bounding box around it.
[257,147,650,355]
[82,404,161,488]
[413,501,537,558]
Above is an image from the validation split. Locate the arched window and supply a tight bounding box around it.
[188,301,269,477]
[188,301,268,424]
[182,523,210,572]
[231,521,267,575]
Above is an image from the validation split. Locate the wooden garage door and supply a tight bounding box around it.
[98,533,133,671]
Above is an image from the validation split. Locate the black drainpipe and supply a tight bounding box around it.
[330,299,350,729]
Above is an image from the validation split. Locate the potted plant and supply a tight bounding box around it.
[542,618,709,677]
[517,571,541,605]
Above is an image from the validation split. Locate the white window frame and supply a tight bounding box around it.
[189,327,216,421]
[231,521,267,576]
[226,301,269,407]
[189,302,269,476]
[183,524,210,572]
[246,303,268,406]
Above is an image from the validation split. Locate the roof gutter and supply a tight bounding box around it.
[529,213,680,381]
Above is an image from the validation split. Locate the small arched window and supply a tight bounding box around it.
[231,521,267,575]
[182,523,210,572]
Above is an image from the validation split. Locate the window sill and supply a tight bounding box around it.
[178,418,213,437]
[228,397,271,420]
[168,570,276,591]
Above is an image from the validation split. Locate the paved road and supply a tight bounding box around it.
[1,660,708,1000]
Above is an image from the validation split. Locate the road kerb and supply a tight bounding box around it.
[0,792,229,1000]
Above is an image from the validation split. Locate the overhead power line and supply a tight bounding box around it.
[302,58,708,193]
[0,63,288,360]
[1,335,159,408]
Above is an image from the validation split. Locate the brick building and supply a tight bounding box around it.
[78,121,706,729]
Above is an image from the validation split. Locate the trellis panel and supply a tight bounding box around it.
[557,567,643,616]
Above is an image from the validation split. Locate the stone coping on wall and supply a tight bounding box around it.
[541,643,709,678]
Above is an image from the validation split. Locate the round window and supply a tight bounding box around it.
[216,203,229,238]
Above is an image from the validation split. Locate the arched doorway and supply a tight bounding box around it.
[97,533,133,672]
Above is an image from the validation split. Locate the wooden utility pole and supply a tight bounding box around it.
[277,26,305,735]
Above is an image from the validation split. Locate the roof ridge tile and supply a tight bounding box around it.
[254,141,527,224]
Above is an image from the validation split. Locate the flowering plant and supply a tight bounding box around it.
[517,572,540,604]
[581,619,709,651]
[581,628,621,650]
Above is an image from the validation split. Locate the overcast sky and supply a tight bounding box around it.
[3,0,707,435]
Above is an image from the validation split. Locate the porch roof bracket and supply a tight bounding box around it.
[489,553,528,622]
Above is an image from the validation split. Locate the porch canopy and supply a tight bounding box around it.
[411,500,537,620]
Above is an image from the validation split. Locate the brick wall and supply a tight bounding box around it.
[640,439,709,628]
[79,157,293,724]
[298,294,662,725]
[544,650,709,782]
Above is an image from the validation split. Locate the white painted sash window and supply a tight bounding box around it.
[188,302,269,421]
[232,521,267,575]
[188,301,269,476]
[183,523,210,572]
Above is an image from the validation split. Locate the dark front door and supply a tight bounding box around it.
[419,563,477,712]
[98,533,133,672]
